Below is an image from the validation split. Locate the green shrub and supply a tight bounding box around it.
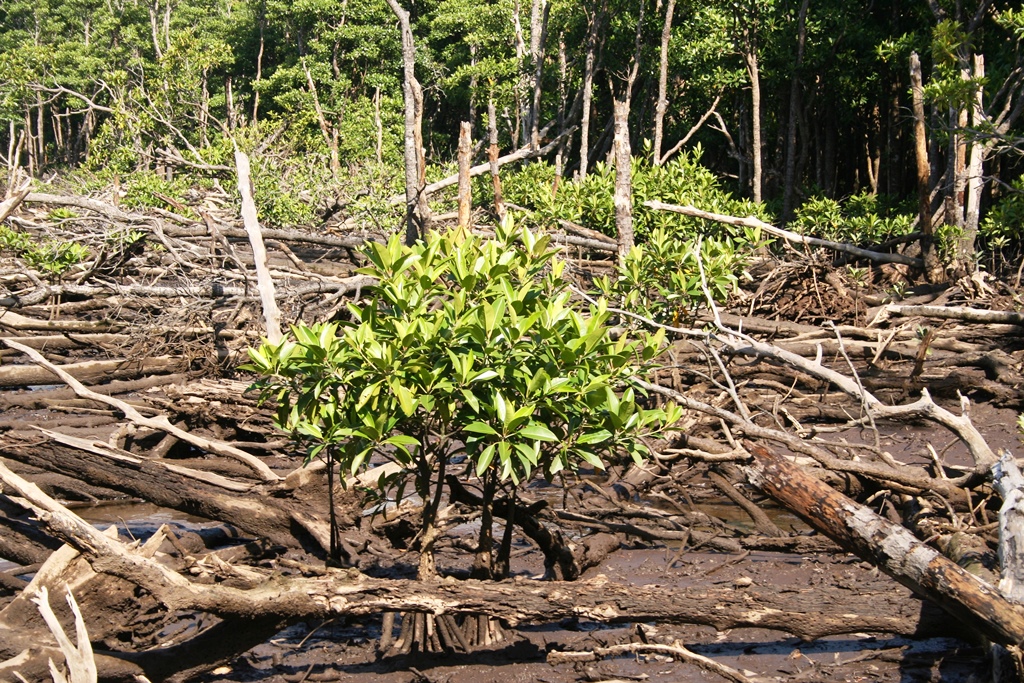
[596,225,766,325]
[982,186,1024,239]
[790,192,914,244]
[0,225,89,277]
[245,221,679,573]
[490,145,769,244]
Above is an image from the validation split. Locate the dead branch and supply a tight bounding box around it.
[234,150,282,344]
[644,200,924,267]
[548,640,752,683]
[1,338,280,482]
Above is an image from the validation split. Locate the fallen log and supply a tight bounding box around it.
[745,442,1024,648]
[873,303,1024,327]
[0,435,324,552]
[0,355,182,388]
[0,456,940,646]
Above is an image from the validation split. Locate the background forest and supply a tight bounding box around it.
[2,0,1024,266]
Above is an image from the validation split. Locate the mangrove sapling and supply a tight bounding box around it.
[246,221,680,650]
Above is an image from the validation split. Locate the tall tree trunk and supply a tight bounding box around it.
[554,35,567,190]
[529,0,550,149]
[374,87,384,165]
[962,54,985,259]
[576,3,606,180]
[487,96,506,221]
[613,98,633,262]
[252,5,265,123]
[781,0,809,222]
[744,42,762,204]
[653,0,676,166]
[910,51,943,283]
[457,121,472,229]
[386,0,428,245]
[200,69,210,147]
[512,0,528,147]
[225,76,236,130]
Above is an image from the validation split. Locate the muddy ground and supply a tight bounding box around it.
[2,192,1024,683]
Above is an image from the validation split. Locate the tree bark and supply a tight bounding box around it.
[613,98,633,262]
[744,43,762,204]
[457,121,472,229]
[746,442,1024,648]
[576,2,606,180]
[385,0,427,245]
[962,54,985,260]
[910,52,943,282]
[487,96,506,221]
[529,0,549,149]
[652,0,676,166]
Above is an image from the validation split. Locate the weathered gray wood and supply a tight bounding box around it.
[644,200,924,267]
[234,150,282,344]
[746,443,1024,648]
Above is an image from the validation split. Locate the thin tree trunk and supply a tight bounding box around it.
[577,2,606,180]
[200,69,210,147]
[962,54,985,261]
[554,35,567,189]
[149,1,164,60]
[513,0,528,147]
[374,87,383,165]
[385,0,428,245]
[529,0,549,149]
[487,96,506,221]
[745,44,762,204]
[24,111,35,177]
[302,59,340,177]
[225,76,236,130]
[781,0,809,222]
[252,7,265,123]
[653,0,676,166]
[910,51,943,282]
[613,98,633,262]
[457,121,472,229]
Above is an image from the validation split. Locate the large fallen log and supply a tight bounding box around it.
[745,442,1024,648]
[873,303,1024,327]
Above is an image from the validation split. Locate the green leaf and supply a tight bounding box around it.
[577,429,612,445]
[464,421,499,436]
[476,443,496,476]
[518,423,558,442]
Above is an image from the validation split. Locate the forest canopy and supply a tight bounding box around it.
[1,0,1023,266]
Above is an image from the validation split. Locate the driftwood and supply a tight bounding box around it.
[873,303,1024,327]
[0,355,182,388]
[234,150,282,344]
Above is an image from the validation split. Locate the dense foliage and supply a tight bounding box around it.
[2,0,1024,255]
[245,222,679,572]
